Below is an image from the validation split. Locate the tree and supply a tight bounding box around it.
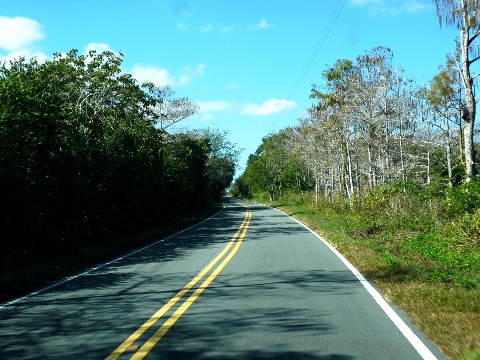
[0,50,158,245]
[425,55,464,186]
[164,133,209,211]
[434,0,480,180]
[0,47,243,262]
[146,84,199,188]
[189,128,242,201]
[147,85,199,131]
[255,132,292,201]
[0,57,70,245]
[311,59,356,199]
[234,47,456,204]
[233,130,308,201]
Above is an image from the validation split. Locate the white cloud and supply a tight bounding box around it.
[195,100,233,123]
[194,98,297,119]
[177,22,187,30]
[178,63,206,85]
[200,24,234,34]
[0,16,44,52]
[0,50,47,64]
[402,1,432,13]
[0,16,47,63]
[84,42,113,54]
[177,74,190,86]
[183,63,206,77]
[131,63,206,87]
[131,64,174,86]
[219,25,234,33]
[201,114,217,121]
[248,18,274,30]
[242,99,297,116]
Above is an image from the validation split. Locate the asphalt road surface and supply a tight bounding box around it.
[0,197,448,359]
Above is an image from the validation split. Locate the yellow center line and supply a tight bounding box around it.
[131,208,251,359]
[105,204,251,360]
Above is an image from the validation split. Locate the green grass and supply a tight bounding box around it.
[252,189,480,360]
[0,203,223,304]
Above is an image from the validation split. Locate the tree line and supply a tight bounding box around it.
[231,46,467,201]
[232,1,480,204]
[0,50,240,253]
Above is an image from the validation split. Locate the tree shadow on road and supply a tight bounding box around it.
[0,199,366,359]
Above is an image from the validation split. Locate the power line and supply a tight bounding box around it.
[271,0,348,130]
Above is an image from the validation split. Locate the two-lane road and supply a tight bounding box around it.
[0,198,447,359]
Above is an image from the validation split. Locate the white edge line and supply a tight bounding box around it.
[0,205,226,310]
[274,207,440,360]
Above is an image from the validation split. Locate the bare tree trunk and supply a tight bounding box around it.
[383,116,391,182]
[346,140,354,198]
[459,106,465,167]
[399,120,406,182]
[343,117,355,198]
[457,69,465,168]
[427,150,431,185]
[426,122,432,185]
[355,158,361,196]
[368,145,375,188]
[445,116,454,187]
[463,111,476,180]
[460,0,477,180]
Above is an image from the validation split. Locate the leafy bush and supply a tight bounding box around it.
[444,179,480,217]
[455,208,480,245]
[277,189,307,206]
[352,181,440,231]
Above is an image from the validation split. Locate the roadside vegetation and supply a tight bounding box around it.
[230,3,480,358]
[0,50,240,303]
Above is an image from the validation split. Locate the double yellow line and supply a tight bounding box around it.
[106,204,252,360]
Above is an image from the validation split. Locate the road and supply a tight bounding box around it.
[0,198,447,359]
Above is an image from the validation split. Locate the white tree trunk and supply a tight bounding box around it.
[460,1,477,180]
[445,116,454,187]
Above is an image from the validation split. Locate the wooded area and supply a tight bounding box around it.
[0,50,239,257]
[232,45,471,201]
[232,1,480,204]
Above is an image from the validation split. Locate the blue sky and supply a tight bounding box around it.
[0,0,460,174]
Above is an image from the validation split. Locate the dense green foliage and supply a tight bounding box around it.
[230,129,312,201]
[0,50,238,259]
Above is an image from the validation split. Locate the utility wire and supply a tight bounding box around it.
[271,0,348,130]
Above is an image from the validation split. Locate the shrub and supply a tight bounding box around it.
[456,208,480,245]
[444,179,480,217]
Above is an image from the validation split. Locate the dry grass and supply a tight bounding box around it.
[373,279,479,359]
